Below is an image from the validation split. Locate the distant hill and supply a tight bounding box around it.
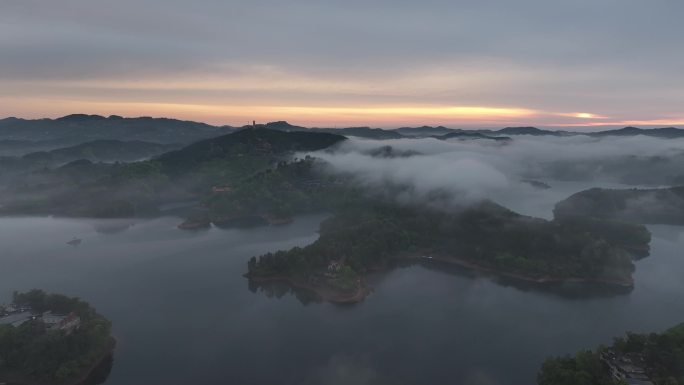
[0,128,348,217]
[495,126,559,136]
[395,126,454,137]
[256,121,404,139]
[22,140,181,164]
[0,115,234,145]
[156,128,347,173]
[398,125,684,138]
[0,139,66,157]
[318,126,403,139]
[554,186,684,225]
[394,125,563,137]
[588,126,684,138]
[433,132,512,141]
[2,115,684,148]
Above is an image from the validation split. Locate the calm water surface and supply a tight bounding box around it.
[1,184,683,385]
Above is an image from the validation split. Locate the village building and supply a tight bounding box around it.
[601,350,655,385]
[327,260,342,273]
[42,311,81,333]
[0,303,81,333]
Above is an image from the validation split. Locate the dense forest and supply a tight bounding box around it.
[0,128,347,218]
[247,201,650,296]
[0,290,114,384]
[197,156,364,226]
[22,140,180,165]
[0,114,233,145]
[555,186,684,225]
[538,323,684,385]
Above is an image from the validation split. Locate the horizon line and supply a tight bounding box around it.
[2,113,684,132]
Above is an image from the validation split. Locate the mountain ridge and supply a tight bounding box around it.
[2,115,684,144]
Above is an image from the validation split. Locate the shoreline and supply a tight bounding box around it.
[247,252,634,304]
[74,337,116,385]
[180,213,295,230]
[399,253,635,288]
[245,275,372,304]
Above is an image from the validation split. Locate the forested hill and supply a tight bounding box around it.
[0,128,348,218]
[3,115,684,145]
[259,121,404,139]
[0,114,233,144]
[22,140,180,164]
[554,186,684,225]
[156,128,347,174]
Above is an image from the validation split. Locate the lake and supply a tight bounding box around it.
[1,186,683,385]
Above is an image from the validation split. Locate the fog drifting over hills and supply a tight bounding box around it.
[306,135,684,218]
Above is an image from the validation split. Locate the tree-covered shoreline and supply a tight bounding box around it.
[539,323,684,385]
[246,201,650,303]
[0,290,115,385]
[555,186,684,225]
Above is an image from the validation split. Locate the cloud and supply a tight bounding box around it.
[1,0,684,125]
[307,135,684,217]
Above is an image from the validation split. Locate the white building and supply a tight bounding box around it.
[42,311,81,333]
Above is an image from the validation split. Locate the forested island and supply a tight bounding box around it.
[0,290,114,385]
[555,186,684,225]
[538,322,684,385]
[246,201,651,303]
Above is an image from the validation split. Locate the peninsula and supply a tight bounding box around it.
[538,322,684,385]
[0,290,115,385]
[555,186,684,225]
[246,201,650,303]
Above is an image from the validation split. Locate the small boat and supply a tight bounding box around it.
[67,238,82,246]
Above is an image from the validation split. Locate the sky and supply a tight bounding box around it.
[1,0,684,128]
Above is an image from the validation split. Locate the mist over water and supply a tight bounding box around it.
[1,197,683,385]
[309,135,684,213]
[4,0,684,382]
[3,135,684,384]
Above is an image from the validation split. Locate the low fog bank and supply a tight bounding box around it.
[306,135,684,218]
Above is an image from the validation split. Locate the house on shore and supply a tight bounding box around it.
[327,260,342,273]
[42,311,81,333]
[0,307,81,333]
[601,350,655,385]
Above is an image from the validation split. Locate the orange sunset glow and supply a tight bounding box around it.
[1,1,683,128]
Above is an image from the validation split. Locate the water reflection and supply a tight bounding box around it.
[1,215,683,385]
[247,279,322,305]
[413,260,635,299]
[247,258,634,305]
